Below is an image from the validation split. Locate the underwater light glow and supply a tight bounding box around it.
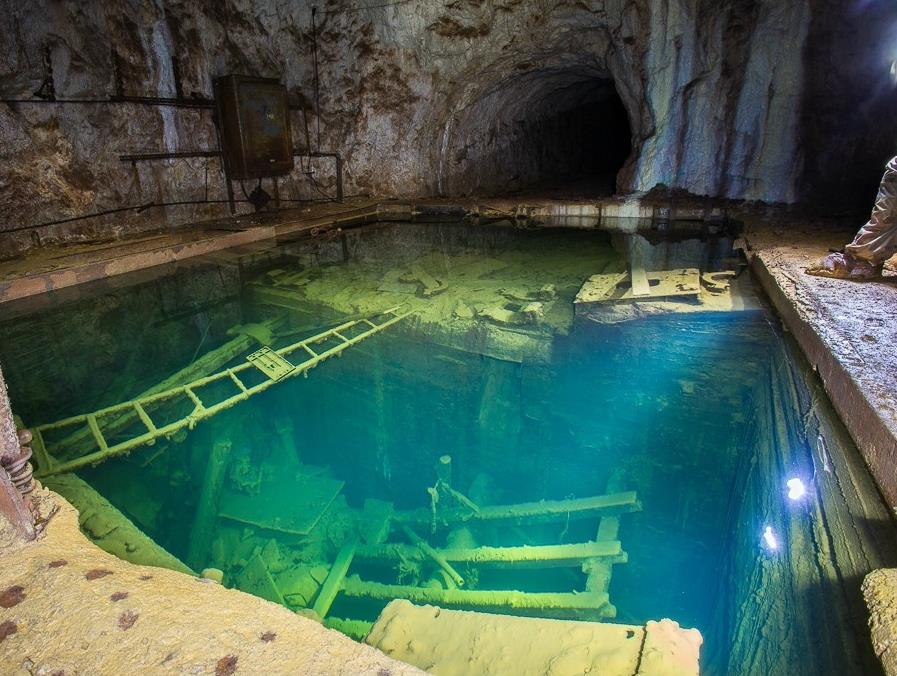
[787,477,807,501]
[763,526,779,551]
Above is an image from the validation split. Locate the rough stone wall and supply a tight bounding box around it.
[0,0,894,255]
[800,0,897,211]
[708,340,897,675]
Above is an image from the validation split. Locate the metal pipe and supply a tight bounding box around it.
[119,150,222,162]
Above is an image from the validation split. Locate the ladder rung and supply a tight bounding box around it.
[227,369,248,393]
[86,415,109,452]
[184,387,204,410]
[362,319,377,328]
[332,331,349,343]
[132,401,156,433]
[302,344,318,358]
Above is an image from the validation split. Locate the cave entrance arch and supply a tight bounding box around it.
[439,67,635,197]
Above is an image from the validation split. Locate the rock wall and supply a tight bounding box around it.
[708,339,897,675]
[0,0,894,254]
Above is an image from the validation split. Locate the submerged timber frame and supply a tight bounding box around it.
[310,486,640,628]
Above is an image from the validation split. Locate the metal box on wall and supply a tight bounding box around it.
[214,75,294,180]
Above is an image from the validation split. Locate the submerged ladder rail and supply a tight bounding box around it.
[33,306,412,477]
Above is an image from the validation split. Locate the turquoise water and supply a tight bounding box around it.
[1,221,893,674]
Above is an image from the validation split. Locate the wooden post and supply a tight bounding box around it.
[313,538,359,619]
[437,455,452,486]
[187,431,234,571]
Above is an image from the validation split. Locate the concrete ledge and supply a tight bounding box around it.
[0,226,277,304]
[0,195,732,306]
[745,225,897,512]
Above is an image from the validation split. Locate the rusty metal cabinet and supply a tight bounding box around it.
[214,75,293,180]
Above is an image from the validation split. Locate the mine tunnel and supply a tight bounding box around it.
[444,70,634,196]
[1,3,897,676]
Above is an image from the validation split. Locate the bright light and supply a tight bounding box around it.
[787,477,807,501]
[891,60,897,86]
[763,526,779,551]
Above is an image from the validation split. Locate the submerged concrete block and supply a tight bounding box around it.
[366,599,702,675]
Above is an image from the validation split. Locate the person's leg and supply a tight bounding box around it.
[844,155,897,264]
[807,155,897,279]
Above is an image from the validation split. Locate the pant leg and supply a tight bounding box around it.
[844,155,897,264]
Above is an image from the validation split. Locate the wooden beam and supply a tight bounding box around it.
[356,540,624,569]
[342,576,611,616]
[313,538,358,619]
[393,491,641,527]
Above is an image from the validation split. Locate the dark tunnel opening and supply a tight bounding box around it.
[444,74,634,197]
[512,80,632,195]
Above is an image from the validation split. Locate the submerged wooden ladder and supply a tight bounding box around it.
[32,306,413,477]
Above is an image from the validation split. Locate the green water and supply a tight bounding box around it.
[1,221,893,674]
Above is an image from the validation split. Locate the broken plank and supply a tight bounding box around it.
[313,538,359,619]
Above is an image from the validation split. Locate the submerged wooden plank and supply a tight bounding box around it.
[356,540,623,569]
[237,552,285,606]
[219,470,344,536]
[342,577,610,614]
[43,473,193,575]
[575,269,700,304]
[393,491,641,527]
[313,538,359,619]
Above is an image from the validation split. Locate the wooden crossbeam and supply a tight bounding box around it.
[341,577,612,618]
[355,540,624,569]
[393,491,641,527]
